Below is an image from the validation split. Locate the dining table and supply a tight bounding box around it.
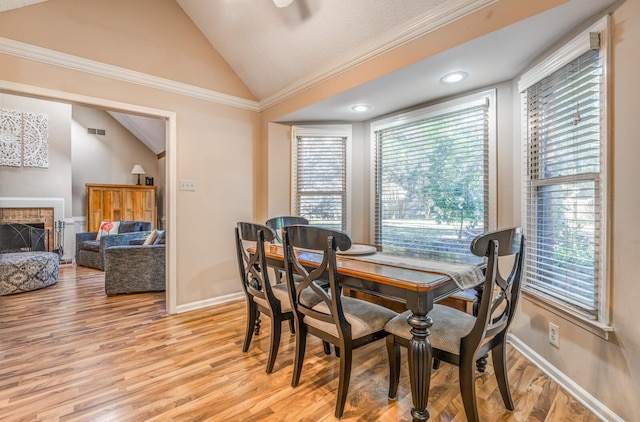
[259,243,484,422]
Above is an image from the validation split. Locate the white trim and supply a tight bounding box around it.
[0,37,259,112]
[260,0,498,109]
[518,17,608,92]
[2,0,494,115]
[291,124,352,233]
[0,79,179,314]
[508,334,624,422]
[519,16,610,328]
[175,292,244,314]
[0,1,496,113]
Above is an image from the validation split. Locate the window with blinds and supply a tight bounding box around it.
[523,46,605,318]
[372,92,493,260]
[292,135,347,231]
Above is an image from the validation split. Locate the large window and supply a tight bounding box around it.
[519,18,609,326]
[291,125,350,231]
[371,91,495,260]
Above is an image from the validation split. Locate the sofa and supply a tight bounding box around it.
[104,230,165,295]
[75,220,152,270]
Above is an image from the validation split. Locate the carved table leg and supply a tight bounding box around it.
[407,312,433,422]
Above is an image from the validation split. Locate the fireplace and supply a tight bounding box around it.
[0,198,67,257]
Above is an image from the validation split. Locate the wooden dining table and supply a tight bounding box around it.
[260,243,483,422]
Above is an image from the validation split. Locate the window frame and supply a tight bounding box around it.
[368,90,497,256]
[518,16,612,335]
[291,124,352,233]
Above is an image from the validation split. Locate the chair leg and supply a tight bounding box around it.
[322,341,331,355]
[386,335,400,399]
[242,302,258,352]
[288,318,295,334]
[492,341,515,411]
[291,322,307,387]
[266,317,282,374]
[459,355,480,422]
[433,358,441,370]
[335,345,353,418]
[334,345,340,357]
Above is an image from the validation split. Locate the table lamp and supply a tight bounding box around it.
[131,164,146,185]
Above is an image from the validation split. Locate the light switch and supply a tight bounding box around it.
[180,179,196,191]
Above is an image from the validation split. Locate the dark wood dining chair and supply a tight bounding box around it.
[282,225,398,418]
[235,222,296,374]
[265,215,309,243]
[384,227,525,422]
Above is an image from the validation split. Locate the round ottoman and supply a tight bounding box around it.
[0,252,59,295]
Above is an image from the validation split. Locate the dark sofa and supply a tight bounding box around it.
[104,230,165,295]
[75,220,152,270]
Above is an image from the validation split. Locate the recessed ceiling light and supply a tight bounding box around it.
[440,71,469,84]
[351,104,371,112]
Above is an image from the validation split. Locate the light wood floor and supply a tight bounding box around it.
[0,265,599,422]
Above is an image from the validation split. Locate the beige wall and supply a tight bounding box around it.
[0,0,254,101]
[71,105,161,219]
[0,0,259,307]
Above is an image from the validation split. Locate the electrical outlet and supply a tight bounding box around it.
[179,179,196,191]
[549,322,559,348]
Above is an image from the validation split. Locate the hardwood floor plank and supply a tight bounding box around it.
[0,265,599,421]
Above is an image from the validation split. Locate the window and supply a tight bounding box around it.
[519,18,609,326]
[370,91,496,260]
[291,125,350,231]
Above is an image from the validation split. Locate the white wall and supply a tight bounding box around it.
[0,93,72,216]
[71,105,161,223]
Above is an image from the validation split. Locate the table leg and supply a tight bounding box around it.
[407,312,433,422]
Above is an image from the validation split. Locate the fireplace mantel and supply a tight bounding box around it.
[0,197,64,222]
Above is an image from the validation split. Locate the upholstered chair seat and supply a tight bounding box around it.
[308,296,397,339]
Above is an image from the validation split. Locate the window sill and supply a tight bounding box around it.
[522,289,613,340]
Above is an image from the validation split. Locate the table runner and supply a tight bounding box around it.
[341,252,484,290]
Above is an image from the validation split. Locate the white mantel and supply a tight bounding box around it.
[0,196,64,222]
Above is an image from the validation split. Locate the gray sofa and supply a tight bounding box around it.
[75,220,152,270]
[104,231,165,295]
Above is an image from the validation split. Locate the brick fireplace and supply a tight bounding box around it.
[0,207,54,251]
[0,198,67,256]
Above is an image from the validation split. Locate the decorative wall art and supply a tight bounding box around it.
[0,108,49,168]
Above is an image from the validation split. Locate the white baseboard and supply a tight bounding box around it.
[175,292,244,314]
[508,334,623,422]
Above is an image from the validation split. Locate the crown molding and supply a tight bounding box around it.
[0,37,260,112]
[259,0,498,110]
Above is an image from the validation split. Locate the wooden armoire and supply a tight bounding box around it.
[86,183,157,232]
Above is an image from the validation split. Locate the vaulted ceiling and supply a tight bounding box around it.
[1,0,619,151]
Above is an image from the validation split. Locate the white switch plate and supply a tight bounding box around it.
[180,179,196,191]
[549,322,559,348]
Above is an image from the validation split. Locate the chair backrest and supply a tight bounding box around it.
[265,216,309,243]
[466,227,525,348]
[235,222,279,308]
[282,225,352,338]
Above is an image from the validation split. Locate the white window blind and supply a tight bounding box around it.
[523,47,604,317]
[292,135,347,231]
[373,95,491,259]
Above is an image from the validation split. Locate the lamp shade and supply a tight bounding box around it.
[273,0,293,7]
[131,164,146,175]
